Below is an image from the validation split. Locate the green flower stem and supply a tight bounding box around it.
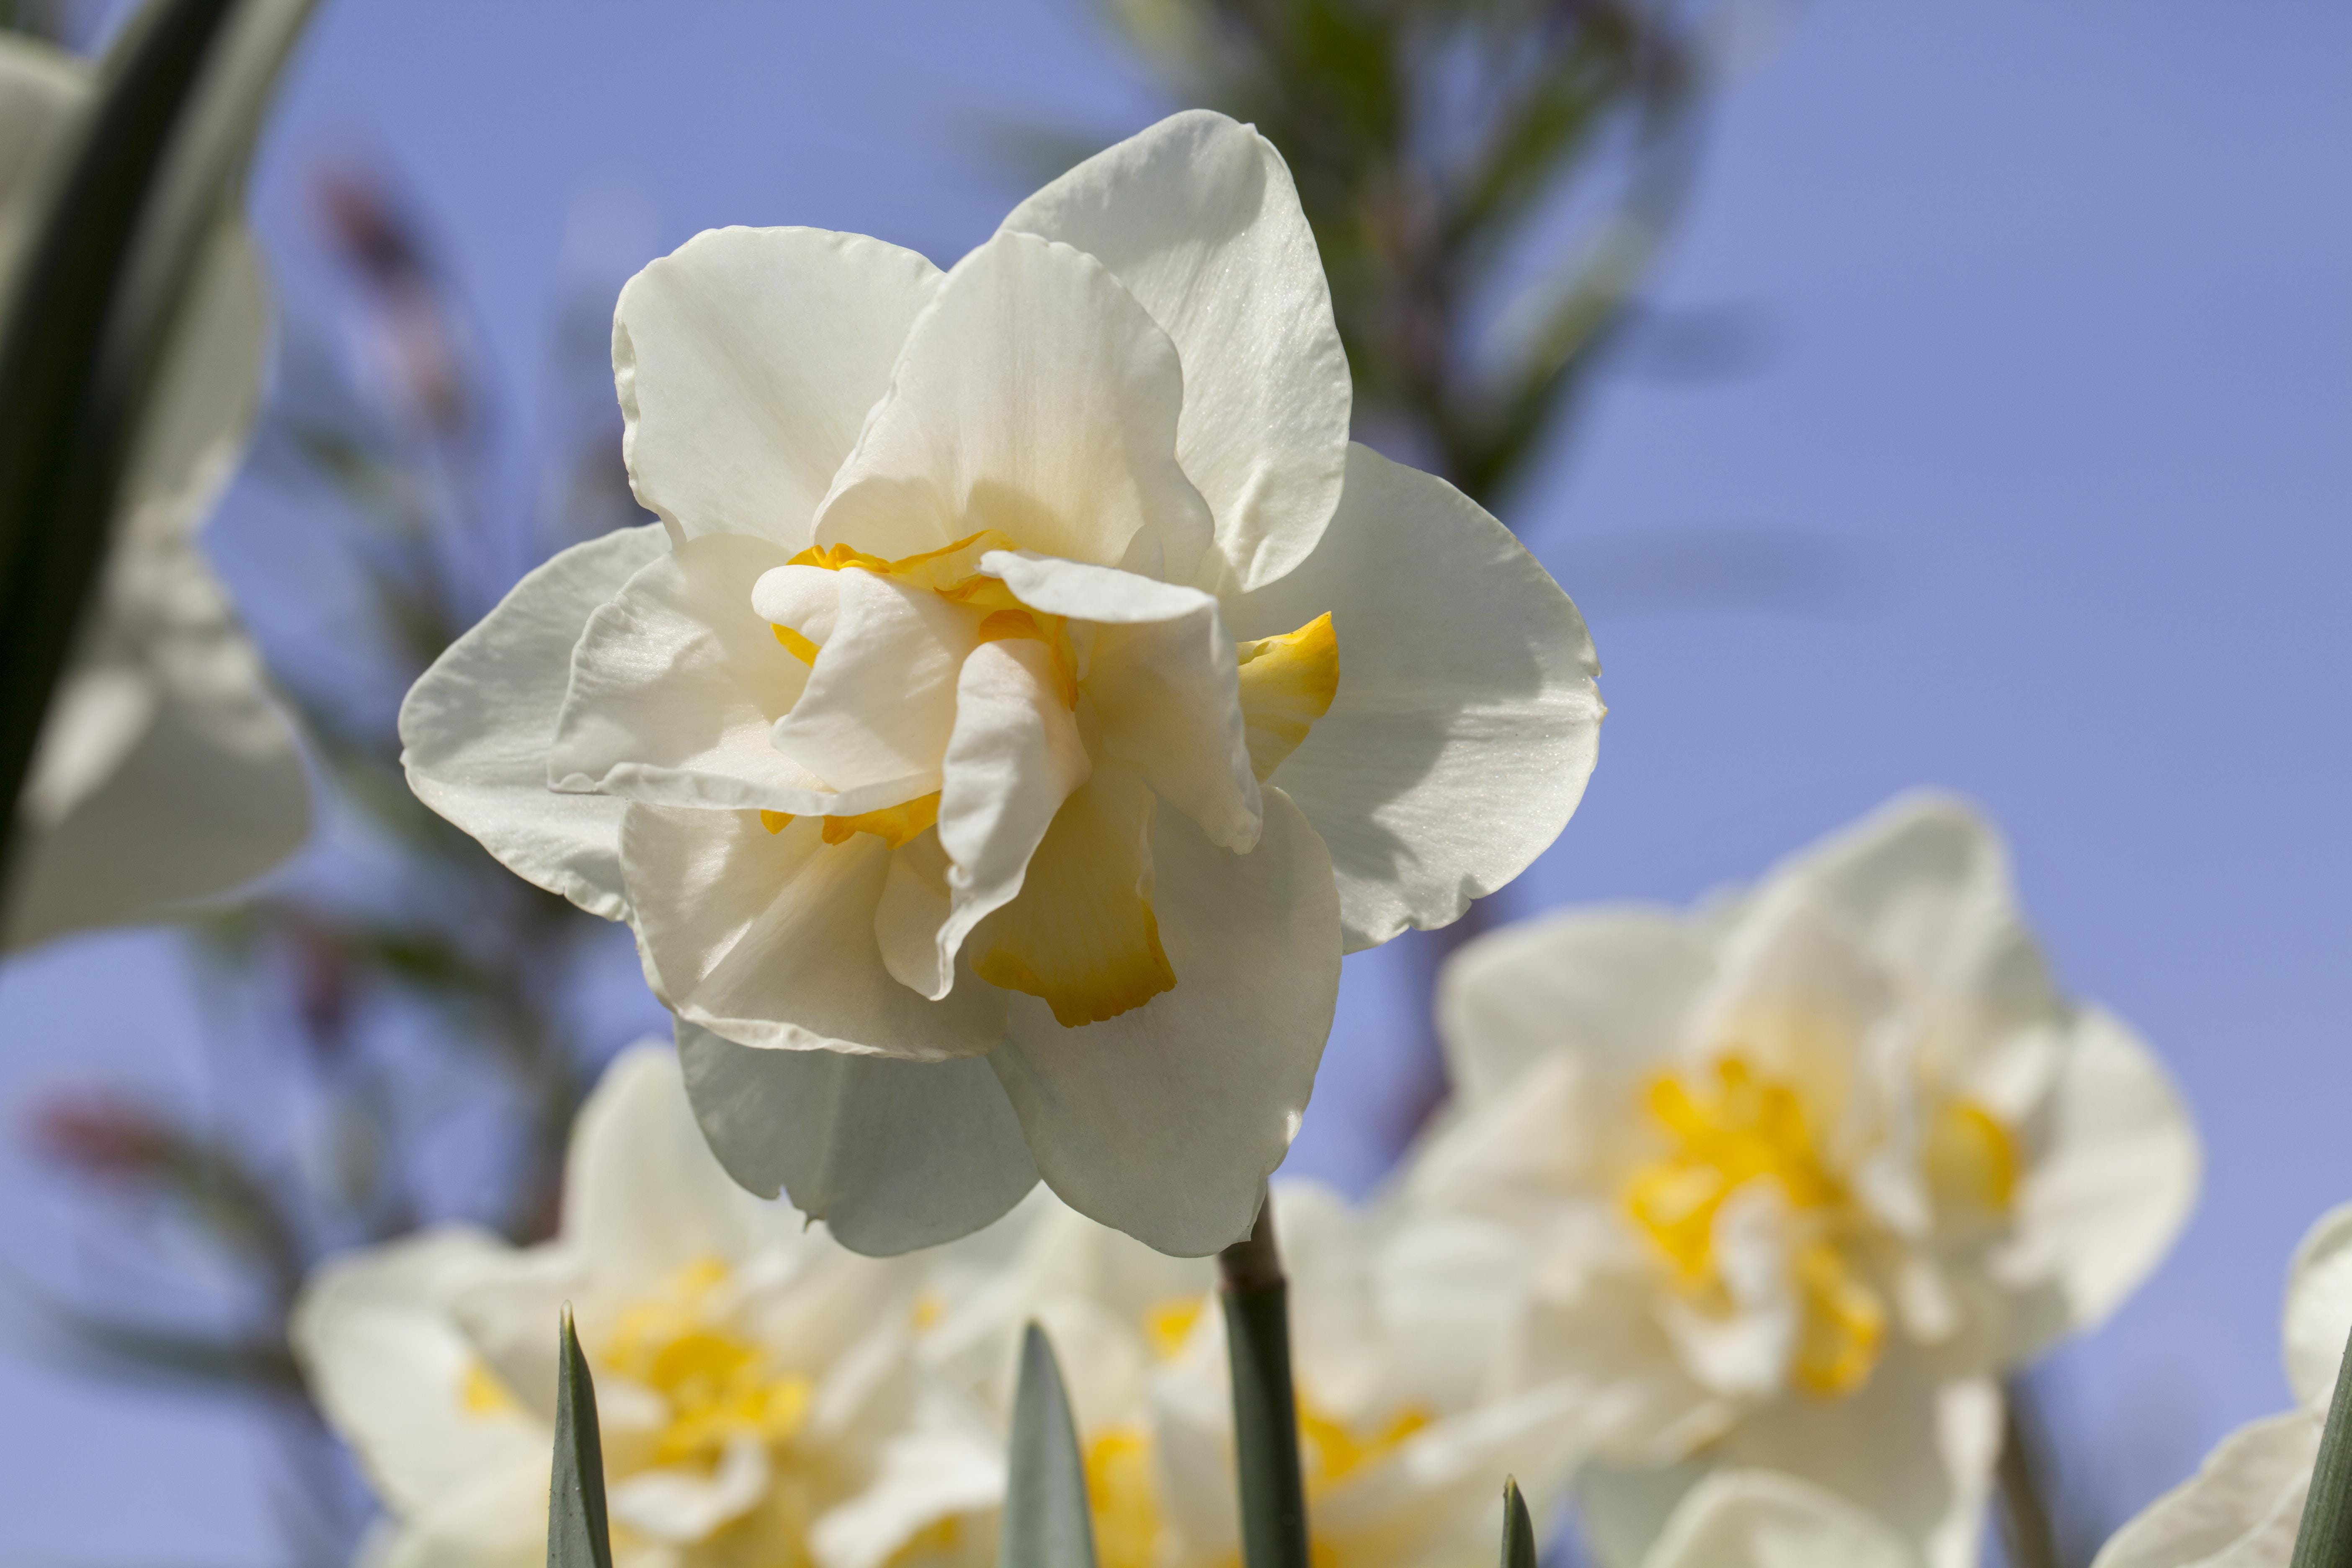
[1219,1197,1309,1568]
[2291,1325,2352,1568]
[1996,1379,2063,1568]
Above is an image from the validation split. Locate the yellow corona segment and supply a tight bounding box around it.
[1142,1296,1206,1360]
[460,1359,518,1418]
[1087,1426,1163,1568]
[1234,613,1339,781]
[599,1256,815,1467]
[1623,1054,2018,1400]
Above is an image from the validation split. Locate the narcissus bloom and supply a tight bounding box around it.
[2,36,309,948]
[399,109,1600,1256]
[2089,1202,2352,1568]
[918,1183,1625,1568]
[293,1045,1003,1568]
[1406,795,2198,1568]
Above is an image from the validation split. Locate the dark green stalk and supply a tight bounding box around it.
[1997,1379,2064,1568]
[0,0,317,897]
[1219,1198,1309,1568]
[1498,1478,1536,1568]
[2291,1326,2352,1568]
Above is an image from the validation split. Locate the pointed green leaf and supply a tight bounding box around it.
[1001,1322,1097,1568]
[0,0,318,882]
[1499,1477,1537,1568]
[549,1306,614,1568]
[2291,1326,2352,1568]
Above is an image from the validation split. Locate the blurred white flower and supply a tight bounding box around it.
[0,34,309,949]
[398,108,1601,1256]
[1406,794,2200,1568]
[920,1181,1630,1568]
[293,1044,1003,1568]
[2089,1203,2352,1568]
[1632,1470,1916,1568]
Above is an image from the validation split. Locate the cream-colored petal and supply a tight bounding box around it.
[2090,1411,2318,1568]
[402,525,668,921]
[813,230,1213,576]
[770,566,982,799]
[965,765,1176,1028]
[563,1041,783,1279]
[999,109,1351,593]
[678,1021,1037,1256]
[1991,1007,2198,1363]
[882,639,1091,1000]
[988,786,1340,1256]
[1640,1470,1919,1568]
[2284,1204,2352,1410]
[619,803,1004,1061]
[614,226,941,547]
[609,1434,770,1542]
[808,1419,1006,1568]
[1225,444,1601,950]
[5,531,309,947]
[548,531,856,813]
[980,549,1260,850]
[1712,1361,2003,1568]
[288,1228,548,1519]
[1436,906,1716,1108]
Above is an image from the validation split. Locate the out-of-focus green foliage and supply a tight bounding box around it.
[1109,0,1707,505]
[1002,1325,1101,1568]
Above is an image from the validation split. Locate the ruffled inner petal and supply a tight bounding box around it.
[968,766,1174,1028]
[769,567,982,799]
[1235,612,1338,781]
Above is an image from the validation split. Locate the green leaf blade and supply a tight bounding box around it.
[1001,1321,1098,1568]
[2292,1326,2352,1568]
[1500,1477,1537,1568]
[549,1306,614,1568]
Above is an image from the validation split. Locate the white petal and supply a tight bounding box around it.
[1436,907,1715,1107]
[401,525,668,921]
[619,804,1005,1061]
[983,551,1261,853]
[549,531,853,812]
[1225,444,1601,950]
[1000,109,1351,593]
[5,534,309,947]
[813,230,1213,577]
[771,567,980,798]
[1640,1470,1919,1568]
[288,1228,547,1518]
[1991,1007,2199,1361]
[1713,1361,2003,1568]
[614,226,940,546]
[988,785,1340,1256]
[678,1020,1038,1256]
[609,1434,769,1542]
[2285,1204,2352,1409]
[563,1041,782,1279]
[808,1420,1006,1568]
[2090,1412,2318,1568]
[883,639,1090,999]
[121,222,269,536]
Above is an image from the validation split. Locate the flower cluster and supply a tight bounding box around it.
[302,795,2200,1568]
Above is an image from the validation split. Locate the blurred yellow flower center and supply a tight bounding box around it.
[760,532,1338,1030]
[1088,1299,1429,1568]
[1623,1054,2018,1400]
[601,1257,813,1468]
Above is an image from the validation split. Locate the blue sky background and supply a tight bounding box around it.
[0,1,2345,1560]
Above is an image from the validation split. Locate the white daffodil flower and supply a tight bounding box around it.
[292,1044,1004,1568]
[397,108,1602,1257]
[1406,794,2200,1568]
[0,35,309,949]
[918,1181,1635,1568]
[2089,1203,2352,1568]
[1636,1470,1915,1568]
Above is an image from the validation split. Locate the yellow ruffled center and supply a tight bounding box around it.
[1622,1055,2019,1400]
[759,531,1340,1030]
[600,1256,814,1467]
